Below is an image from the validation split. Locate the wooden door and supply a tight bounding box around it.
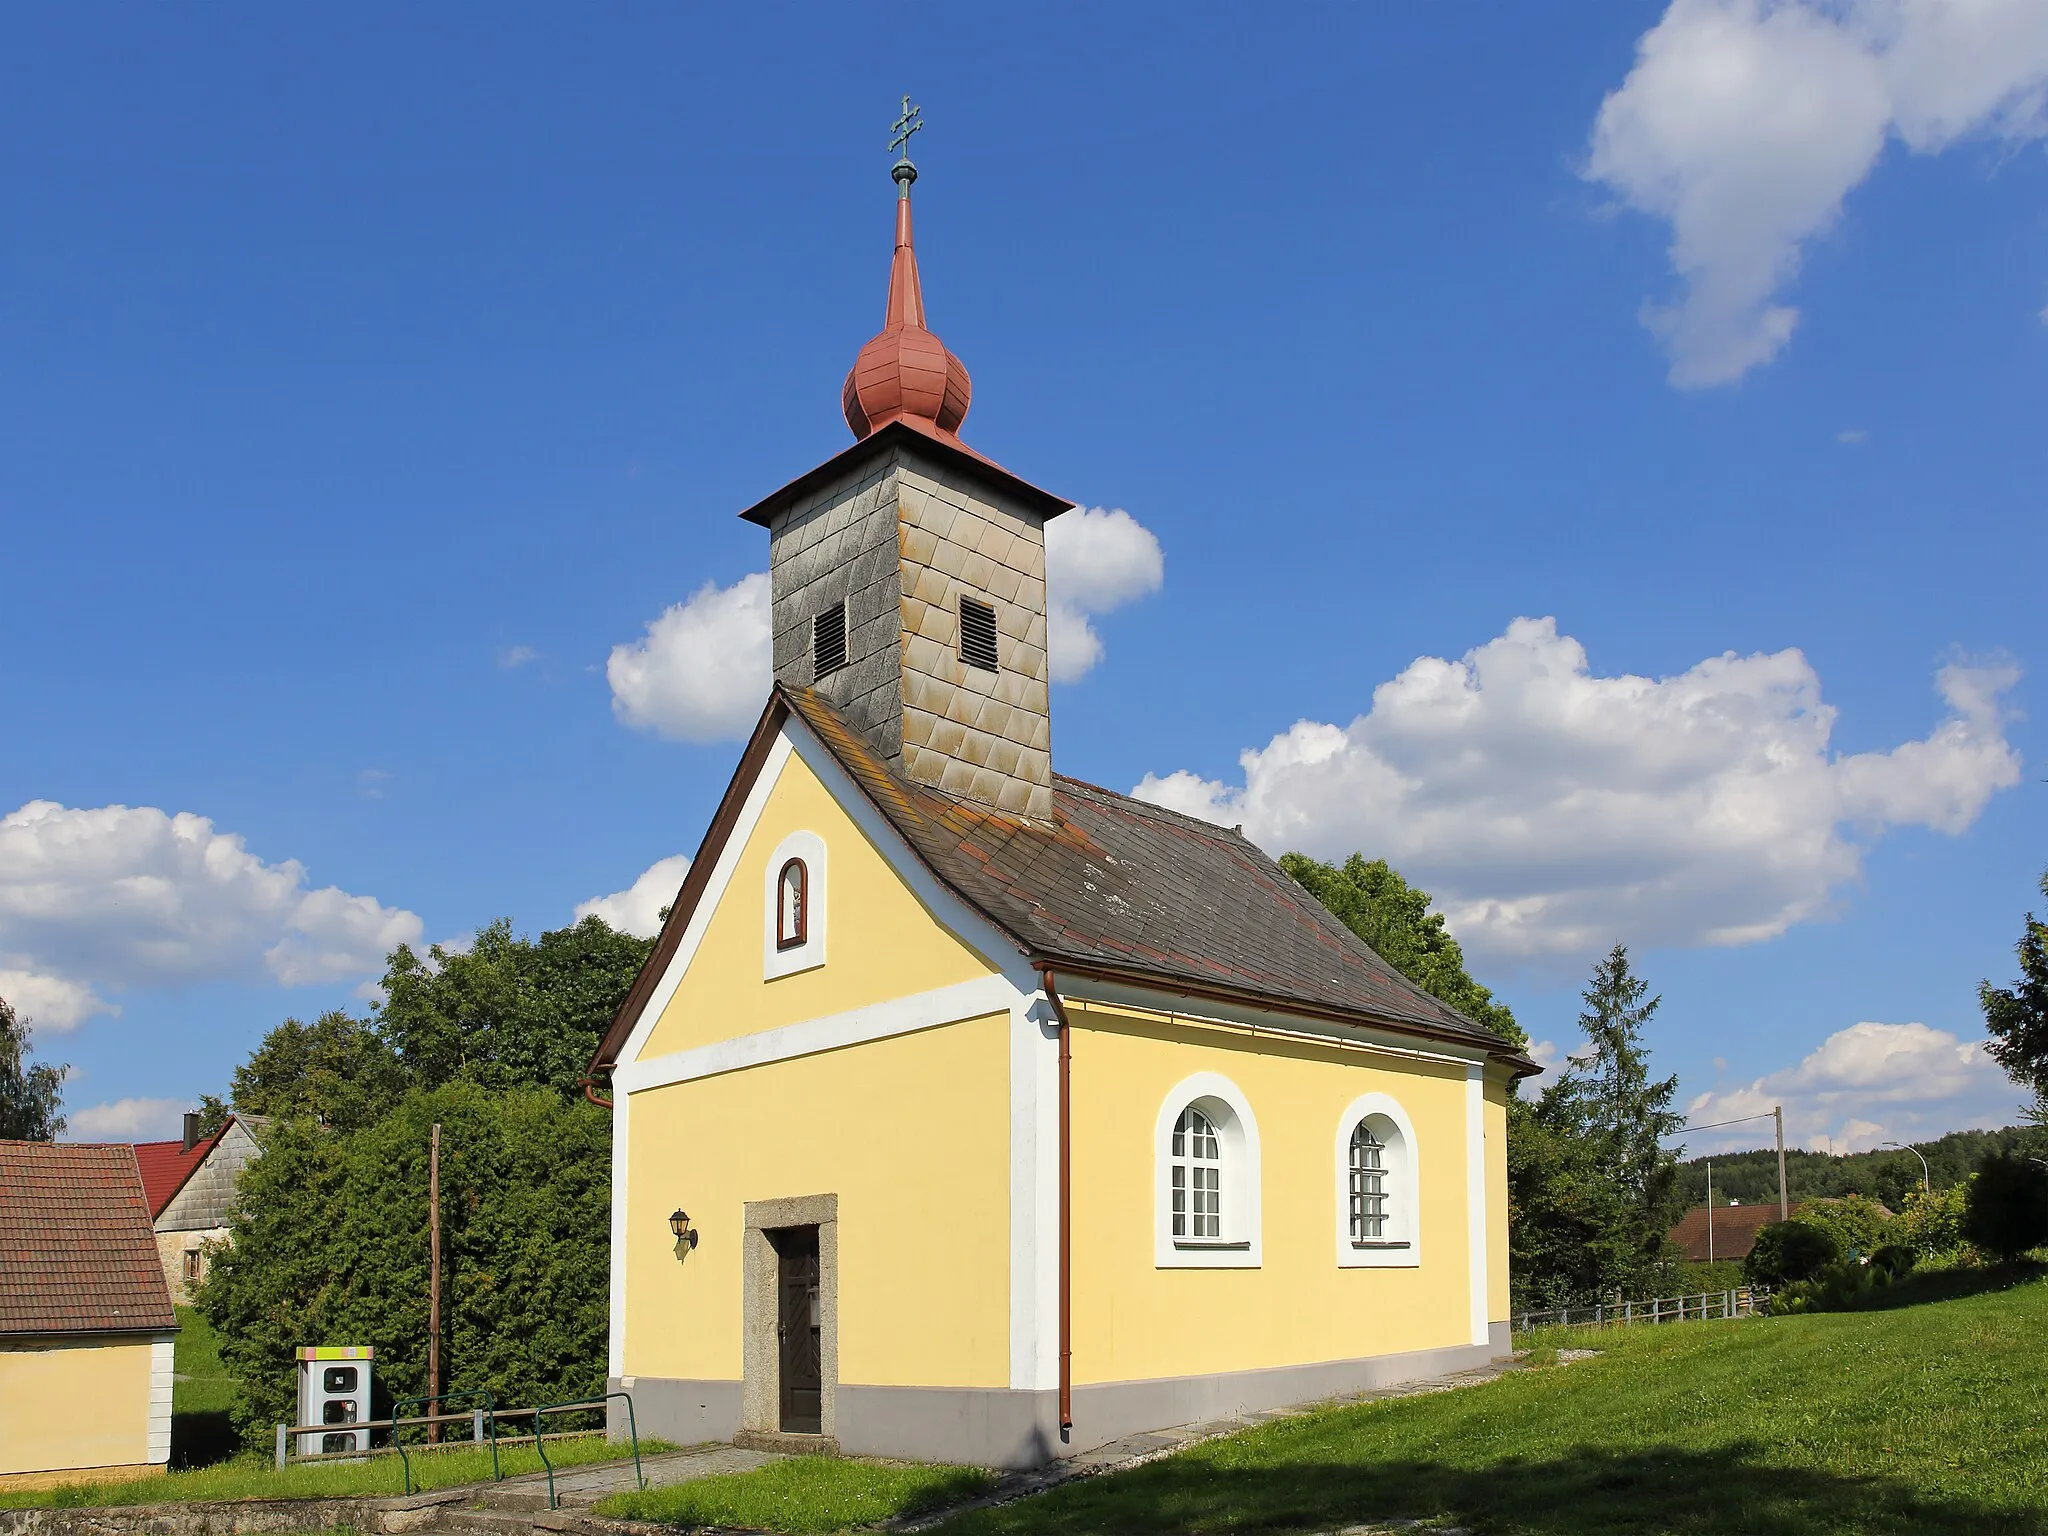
[772,1225,822,1433]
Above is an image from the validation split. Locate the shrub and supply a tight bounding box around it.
[1868,1243,1918,1280]
[1898,1183,1970,1260]
[1771,1258,1895,1315]
[1793,1194,1894,1260]
[1963,1151,2048,1262]
[1745,1219,1840,1289]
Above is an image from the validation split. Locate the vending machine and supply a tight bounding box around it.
[296,1345,374,1457]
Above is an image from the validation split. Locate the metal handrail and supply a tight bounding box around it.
[394,1388,498,1494]
[532,1392,640,1510]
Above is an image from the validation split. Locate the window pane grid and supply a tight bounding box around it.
[1349,1123,1389,1241]
[1172,1105,1223,1242]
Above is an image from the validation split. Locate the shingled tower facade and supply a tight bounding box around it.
[742,143,1069,820]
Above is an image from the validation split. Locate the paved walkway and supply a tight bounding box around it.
[493,1444,782,1508]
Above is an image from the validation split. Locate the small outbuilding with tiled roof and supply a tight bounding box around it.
[0,1140,178,1491]
[589,151,1531,1471]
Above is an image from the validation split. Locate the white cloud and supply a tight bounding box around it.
[1682,1020,2021,1153]
[0,800,423,1031]
[1045,506,1166,683]
[1134,618,2020,961]
[499,644,539,669]
[63,1096,188,1141]
[606,507,1165,734]
[575,854,691,940]
[607,573,773,743]
[1837,428,1868,444]
[1588,0,2048,386]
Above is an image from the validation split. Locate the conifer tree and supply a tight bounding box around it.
[1537,943,1684,1286]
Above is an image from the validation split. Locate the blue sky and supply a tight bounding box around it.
[3,2,2044,1155]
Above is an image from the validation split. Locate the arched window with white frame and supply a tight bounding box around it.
[1334,1093,1421,1268]
[776,858,808,950]
[762,830,827,979]
[1155,1074,1261,1268]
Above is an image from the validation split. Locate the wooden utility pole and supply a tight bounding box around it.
[428,1122,442,1444]
[1706,1160,1715,1264]
[1773,1105,1789,1222]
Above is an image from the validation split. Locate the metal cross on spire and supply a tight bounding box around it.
[890,95,923,188]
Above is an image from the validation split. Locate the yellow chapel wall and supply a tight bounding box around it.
[635,741,996,1063]
[622,1012,1012,1390]
[1068,1002,1493,1386]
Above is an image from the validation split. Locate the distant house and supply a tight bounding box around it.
[135,1113,262,1304]
[1669,1196,1893,1264]
[0,1141,179,1491]
[1669,1202,1796,1262]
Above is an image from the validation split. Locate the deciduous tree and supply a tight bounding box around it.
[1982,867,2048,1121]
[0,995,66,1141]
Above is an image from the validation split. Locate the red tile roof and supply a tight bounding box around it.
[133,1119,231,1220]
[1669,1202,1801,1262]
[0,1141,179,1336]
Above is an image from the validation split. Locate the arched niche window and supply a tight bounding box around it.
[776,858,808,950]
[1334,1093,1421,1268]
[762,831,827,979]
[1154,1074,1261,1268]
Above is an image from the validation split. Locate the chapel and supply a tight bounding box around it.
[591,126,1534,1468]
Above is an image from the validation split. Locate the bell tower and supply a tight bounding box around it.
[742,103,1069,820]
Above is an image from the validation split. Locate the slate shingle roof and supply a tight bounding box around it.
[0,1140,179,1336]
[595,687,1532,1069]
[783,687,1520,1056]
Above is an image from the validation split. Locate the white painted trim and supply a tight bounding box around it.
[1154,1072,1262,1269]
[762,829,828,980]
[1056,976,1496,1070]
[616,733,794,1073]
[608,1087,631,1376]
[618,974,1023,1093]
[1334,1093,1422,1269]
[147,1335,175,1463]
[1465,1064,1488,1347]
[1009,989,1060,1390]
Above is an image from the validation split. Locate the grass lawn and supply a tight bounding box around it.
[931,1267,2048,1536]
[596,1456,994,1534]
[170,1306,241,1467]
[0,1432,673,1510]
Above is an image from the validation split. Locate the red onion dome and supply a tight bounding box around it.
[842,174,971,440]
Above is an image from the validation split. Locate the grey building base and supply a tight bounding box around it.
[609,1376,742,1449]
[613,1324,1510,1470]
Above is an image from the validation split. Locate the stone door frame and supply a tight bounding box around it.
[741,1193,838,1445]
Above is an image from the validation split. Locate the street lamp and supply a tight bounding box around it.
[1880,1142,1929,1196]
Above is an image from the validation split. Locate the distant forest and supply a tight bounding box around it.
[1675,1125,2041,1210]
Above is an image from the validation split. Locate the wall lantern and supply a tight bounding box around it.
[669,1209,699,1258]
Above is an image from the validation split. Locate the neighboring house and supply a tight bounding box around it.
[1669,1202,1797,1263]
[0,1141,178,1491]
[1669,1197,1893,1263]
[135,1113,262,1304]
[589,165,1537,1470]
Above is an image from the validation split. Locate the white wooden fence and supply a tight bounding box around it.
[1513,1287,1763,1333]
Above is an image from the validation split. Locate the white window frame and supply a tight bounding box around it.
[1334,1092,1421,1268]
[1154,1072,1261,1269]
[762,830,827,979]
